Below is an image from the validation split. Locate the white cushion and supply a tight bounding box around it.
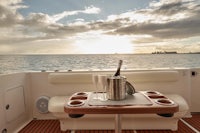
[48,73,92,84]
[48,96,69,113]
[48,71,179,84]
[165,94,189,117]
[124,71,179,83]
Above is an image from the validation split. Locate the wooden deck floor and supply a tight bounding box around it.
[19,114,200,133]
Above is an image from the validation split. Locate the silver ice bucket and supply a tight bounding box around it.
[107,76,127,100]
[106,76,135,101]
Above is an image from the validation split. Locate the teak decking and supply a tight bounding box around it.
[18,114,200,133]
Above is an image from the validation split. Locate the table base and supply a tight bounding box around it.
[115,114,122,133]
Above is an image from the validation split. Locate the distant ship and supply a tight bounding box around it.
[152,51,177,54]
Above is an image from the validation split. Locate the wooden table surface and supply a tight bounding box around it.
[64,91,179,133]
[64,91,179,114]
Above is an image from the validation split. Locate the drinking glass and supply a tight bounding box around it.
[92,74,99,99]
[98,75,108,101]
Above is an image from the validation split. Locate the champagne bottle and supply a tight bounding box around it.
[114,60,123,76]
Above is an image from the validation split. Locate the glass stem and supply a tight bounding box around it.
[95,83,98,99]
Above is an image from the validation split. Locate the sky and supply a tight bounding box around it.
[0,0,200,54]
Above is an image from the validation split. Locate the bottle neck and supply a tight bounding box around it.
[114,60,122,76]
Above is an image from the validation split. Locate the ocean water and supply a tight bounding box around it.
[0,54,200,74]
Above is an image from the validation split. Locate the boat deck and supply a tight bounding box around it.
[18,114,200,133]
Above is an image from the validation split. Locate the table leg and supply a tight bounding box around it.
[115,114,122,133]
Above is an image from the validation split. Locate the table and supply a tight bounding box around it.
[64,91,179,133]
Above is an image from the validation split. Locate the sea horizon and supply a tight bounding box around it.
[1,54,200,74]
[0,52,200,56]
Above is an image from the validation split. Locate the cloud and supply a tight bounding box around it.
[108,0,200,41]
[0,4,100,44]
[89,18,128,31]
[21,13,90,40]
[23,5,101,26]
[0,4,23,27]
[0,0,24,11]
[51,5,101,23]
[114,16,200,39]
[20,6,100,39]
[1,0,200,54]
[150,1,191,16]
[83,6,101,14]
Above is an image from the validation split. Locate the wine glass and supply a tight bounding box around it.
[92,74,99,99]
[98,75,108,101]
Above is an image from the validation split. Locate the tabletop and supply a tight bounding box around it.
[64,91,179,115]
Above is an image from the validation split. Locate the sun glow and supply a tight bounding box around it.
[74,34,134,54]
